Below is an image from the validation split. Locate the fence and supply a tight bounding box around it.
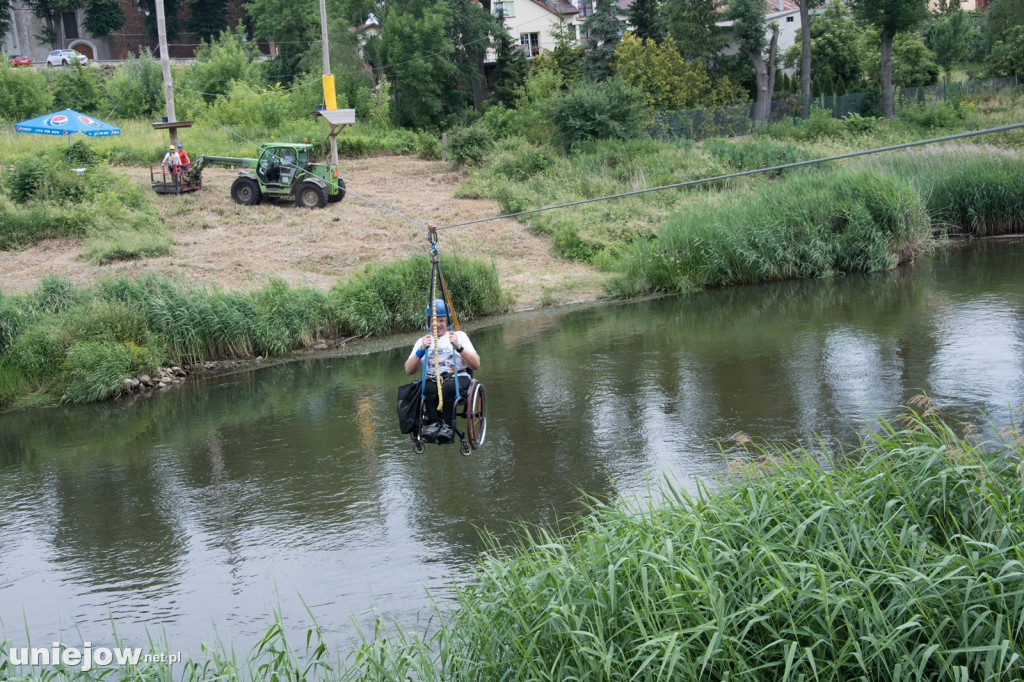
[647,76,1021,141]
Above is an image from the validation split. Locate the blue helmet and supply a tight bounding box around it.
[425,298,448,318]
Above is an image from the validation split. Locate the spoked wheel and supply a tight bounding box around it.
[465,380,486,450]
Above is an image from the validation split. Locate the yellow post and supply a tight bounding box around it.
[322,75,337,110]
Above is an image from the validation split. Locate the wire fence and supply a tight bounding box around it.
[648,76,1022,141]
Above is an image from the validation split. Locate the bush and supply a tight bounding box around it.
[703,137,806,173]
[50,63,108,115]
[489,143,558,181]
[104,49,164,118]
[540,78,647,150]
[842,112,880,133]
[447,125,494,167]
[61,341,134,403]
[0,60,53,120]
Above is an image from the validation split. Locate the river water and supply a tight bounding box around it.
[1,239,1022,655]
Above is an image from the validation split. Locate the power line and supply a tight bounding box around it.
[436,122,1024,231]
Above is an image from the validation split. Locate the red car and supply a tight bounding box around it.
[7,55,33,67]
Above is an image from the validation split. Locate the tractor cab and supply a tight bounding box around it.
[256,144,309,188]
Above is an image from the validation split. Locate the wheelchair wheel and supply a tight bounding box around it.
[465,380,486,450]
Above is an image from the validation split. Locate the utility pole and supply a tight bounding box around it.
[319,0,339,165]
[155,0,178,147]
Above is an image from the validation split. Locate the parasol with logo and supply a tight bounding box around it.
[13,109,121,143]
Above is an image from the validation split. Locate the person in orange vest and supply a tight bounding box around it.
[176,142,190,173]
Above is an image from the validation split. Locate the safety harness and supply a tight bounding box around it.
[418,226,463,431]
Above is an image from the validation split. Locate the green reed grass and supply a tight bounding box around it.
[0,256,504,408]
[609,167,931,297]
[876,152,1024,237]
[341,407,1024,681]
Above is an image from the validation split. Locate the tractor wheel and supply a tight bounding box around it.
[296,181,327,209]
[230,177,262,206]
[327,177,346,203]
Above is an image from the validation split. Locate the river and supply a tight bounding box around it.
[1,239,1021,657]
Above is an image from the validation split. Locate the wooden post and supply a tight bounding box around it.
[155,0,177,147]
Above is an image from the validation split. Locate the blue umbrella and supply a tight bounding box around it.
[13,108,120,137]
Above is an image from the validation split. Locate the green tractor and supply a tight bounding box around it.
[174,142,345,209]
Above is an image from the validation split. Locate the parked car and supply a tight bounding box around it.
[45,49,89,67]
[6,55,33,67]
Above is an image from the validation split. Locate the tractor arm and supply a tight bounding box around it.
[194,155,258,170]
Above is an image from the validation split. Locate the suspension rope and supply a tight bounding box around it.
[434,122,1024,232]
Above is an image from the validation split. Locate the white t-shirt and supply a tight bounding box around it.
[408,331,476,376]
[162,150,180,166]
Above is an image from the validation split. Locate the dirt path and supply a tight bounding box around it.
[0,156,609,309]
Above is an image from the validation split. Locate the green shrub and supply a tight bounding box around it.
[61,341,133,403]
[489,144,558,181]
[50,63,108,115]
[332,254,503,335]
[540,78,647,150]
[898,101,969,129]
[703,137,806,173]
[64,140,99,167]
[447,125,495,167]
[415,131,441,160]
[842,112,880,133]
[104,49,164,118]
[0,60,53,120]
[610,167,929,296]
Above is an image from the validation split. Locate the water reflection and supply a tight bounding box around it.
[0,240,1022,651]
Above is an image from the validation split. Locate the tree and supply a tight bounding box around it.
[848,0,929,117]
[530,19,584,87]
[82,0,125,37]
[661,0,726,64]
[783,1,861,92]
[727,0,779,124]
[628,0,663,43]
[928,7,971,81]
[380,1,455,128]
[182,25,261,101]
[796,0,824,102]
[137,0,182,42]
[861,30,939,88]
[447,0,500,111]
[0,0,12,47]
[187,0,229,43]
[243,0,325,83]
[491,28,528,106]
[986,24,1024,76]
[583,0,626,81]
[612,32,744,109]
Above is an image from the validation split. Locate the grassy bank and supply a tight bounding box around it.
[0,254,503,408]
[2,408,1020,680]
[0,141,170,263]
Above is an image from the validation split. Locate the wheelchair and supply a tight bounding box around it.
[411,376,486,456]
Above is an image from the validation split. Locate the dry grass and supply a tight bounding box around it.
[0,156,609,309]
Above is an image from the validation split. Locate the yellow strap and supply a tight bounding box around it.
[438,269,461,332]
[431,309,443,412]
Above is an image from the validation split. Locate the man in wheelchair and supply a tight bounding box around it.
[404,299,480,444]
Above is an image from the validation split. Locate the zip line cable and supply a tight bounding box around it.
[435,122,1024,232]
[182,100,428,228]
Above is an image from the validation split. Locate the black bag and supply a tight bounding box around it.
[397,381,422,434]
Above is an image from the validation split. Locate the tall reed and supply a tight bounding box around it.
[609,167,931,297]
[343,407,1024,680]
[0,256,504,407]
